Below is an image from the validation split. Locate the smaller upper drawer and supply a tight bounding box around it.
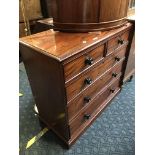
[64,45,105,81]
[107,30,130,55]
[66,45,127,102]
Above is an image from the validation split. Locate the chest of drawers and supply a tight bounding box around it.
[19,22,133,147]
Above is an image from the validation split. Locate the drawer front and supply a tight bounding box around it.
[67,61,123,121]
[107,30,129,55]
[69,78,121,136]
[64,45,105,81]
[66,46,127,102]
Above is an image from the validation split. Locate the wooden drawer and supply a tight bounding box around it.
[64,45,105,81]
[107,30,130,56]
[66,46,127,102]
[69,77,121,136]
[67,61,123,121]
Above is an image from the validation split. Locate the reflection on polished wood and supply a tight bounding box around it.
[50,0,129,32]
[20,23,132,61]
[19,22,133,148]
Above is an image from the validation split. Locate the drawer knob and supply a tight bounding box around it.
[84,114,91,120]
[112,73,118,77]
[110,89,115,93]
[85,57,94,65]
[84,78,92,85]
[118,39,124,45]
[115,57,120,61]
[84,96,91,103]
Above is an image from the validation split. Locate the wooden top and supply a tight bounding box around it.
[19,22,132,62]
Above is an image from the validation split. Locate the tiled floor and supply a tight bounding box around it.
[19,63,135,155]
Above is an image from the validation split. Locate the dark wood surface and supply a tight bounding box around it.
[49,0,129,32]
[19,45,70,141]
[66,47,127,102]
[64,44,105,81]
[124,20,135,82]
[20,22,132,62]
[67,62,123,121]
[34,18,54,33]
[69,77,121,136]
[19,22,133,147]
[107,30,130,55]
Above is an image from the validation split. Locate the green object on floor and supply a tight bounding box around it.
[19,93,23,97]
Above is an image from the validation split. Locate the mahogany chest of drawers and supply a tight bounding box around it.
[19,22,133,147]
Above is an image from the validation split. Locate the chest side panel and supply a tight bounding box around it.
[20,44,70,140]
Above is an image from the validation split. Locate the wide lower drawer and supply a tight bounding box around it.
[107,30,130,56]
[69,77,121,136]
[66,45,127,102]
[67,60,123,121]
[64,44,105,82]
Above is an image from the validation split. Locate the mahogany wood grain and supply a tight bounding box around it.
[64,45,105,81]
[19,22,133,148]
[50,0,129,32]
[19,23,132,62]
[124,34,135,80]
[34,18,54,33]
[53,0,100,23]
[68,88,121,146]
[99,0,129,22]
[19,45,70,140]
[107,30,130,55]
[66,46,127,102]
[124,20,135,82]
[67,61,124,121]
[69,77,121,135]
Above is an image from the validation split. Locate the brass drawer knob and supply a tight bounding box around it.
[110,89,115,93]
[115,57,120,61]
[85,57,94,65]
[84,114,91,120]
[112,73,118,77]
[84,78,92,85]
[84,96,91,103]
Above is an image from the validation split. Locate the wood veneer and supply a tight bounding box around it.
[67,62,123,121]
[66,47,127,102]
[49,0,129,32]
[124,19,135,82]
[19,22,133,147]
[69,77,121,135]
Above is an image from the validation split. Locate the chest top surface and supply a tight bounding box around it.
[19,23,132,62]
